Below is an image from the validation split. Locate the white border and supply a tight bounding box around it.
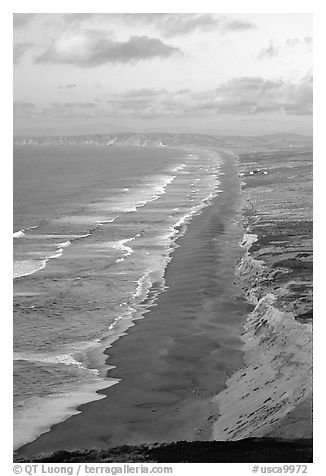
[4,2,321,473]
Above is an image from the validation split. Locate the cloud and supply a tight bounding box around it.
[286,36,313,52]
[302,68,313,83]
[304,36,313,50]
[14,101,36,111]
[207,77,312,115]
[36,29,182,66]
[13,13,35,28]
[13,42,33,64]
[58,83,76,89]
[63,13,94,26]
[61,102,96,108]
[151,14,222,37]
[14,101,99,123]
[259,36,313,60]
[14,102,39,118]
[257,40,279,60]
[116,13,256,37]
[223,19,257,32]
[286,38,301,47]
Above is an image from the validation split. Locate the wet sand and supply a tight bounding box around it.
[16,151,250,458]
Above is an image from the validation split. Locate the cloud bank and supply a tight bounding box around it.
[14,74,312,126]
[99,76,312,117]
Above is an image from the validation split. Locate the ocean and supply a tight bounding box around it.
[13,144,222,449]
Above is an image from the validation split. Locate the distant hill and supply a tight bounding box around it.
[13,132,312,150]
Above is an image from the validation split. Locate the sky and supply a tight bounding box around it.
[13,13,313,136]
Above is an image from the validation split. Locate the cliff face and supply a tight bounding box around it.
[212,146,313,441]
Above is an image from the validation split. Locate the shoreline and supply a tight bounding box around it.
[15,148,249,459]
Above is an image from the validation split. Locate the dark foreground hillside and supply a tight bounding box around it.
[16,438,312,463]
